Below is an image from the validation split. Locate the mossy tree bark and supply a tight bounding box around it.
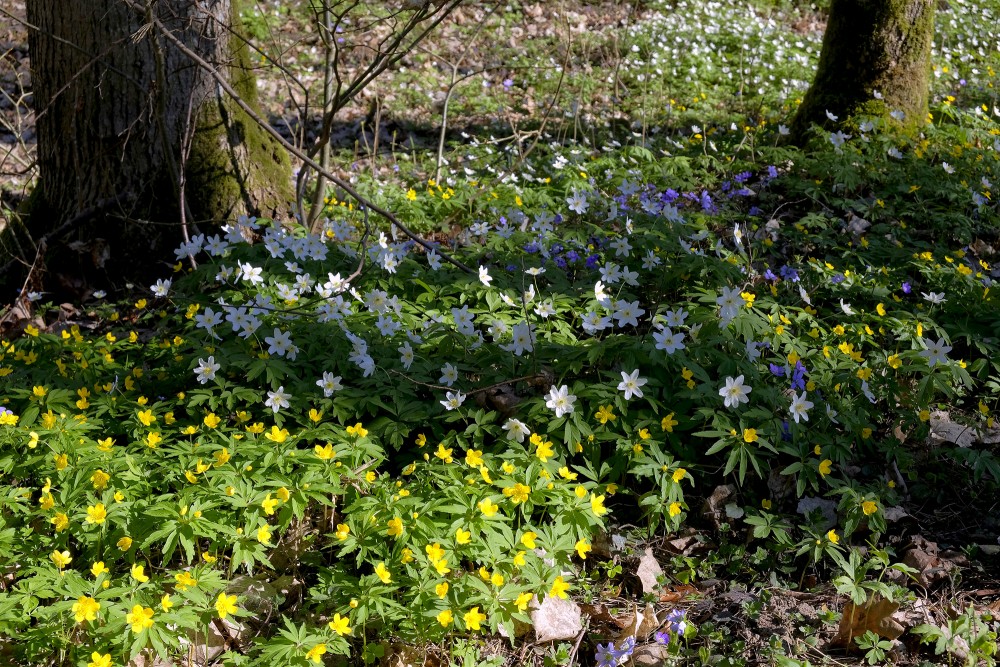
[788,0,935,143]
[22,0,291,288]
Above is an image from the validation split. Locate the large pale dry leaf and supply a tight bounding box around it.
[883,506,909,522]
[0,299,31,337]
[796,496,838,529]
[982,423,1000,444]
[636,548,664,594]
[929,411,979,448]
[179,618,245,664]
[891,598,932,630]
[833,595,903,647]
[767,467,796,499]
[588,531,615,559]
[664,533,704,555]
[532,595,583,642]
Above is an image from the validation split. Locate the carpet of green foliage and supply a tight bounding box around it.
[2,1,1000,666]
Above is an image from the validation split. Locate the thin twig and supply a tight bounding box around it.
[344,205,371,287]
[434,3,500,182]
[385,369,551,397]
[177,90,197,267]
[517,24,570,166]
[306,0,336,232]
[0,7,143,93]
[566,616,590,667]
[295,0,465,224]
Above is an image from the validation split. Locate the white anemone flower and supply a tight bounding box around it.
[719,375,752,409]
[789,391,814,423]
[194,356,220,384]
[440,391,467,411]
[265,386,292,413]
[618,369,648,400]
[503,418,530,442]
[545,385,576,417]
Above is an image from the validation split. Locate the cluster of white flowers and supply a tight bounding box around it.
[169,161,893,437]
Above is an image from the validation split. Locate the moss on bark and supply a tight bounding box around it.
[788,0,935,143]
[186,10,292,223]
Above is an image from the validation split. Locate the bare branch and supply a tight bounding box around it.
[293,0,466,228]
[133,3,475,275]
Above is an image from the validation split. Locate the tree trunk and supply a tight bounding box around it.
[22,0,291,287]
[788,0,935,142]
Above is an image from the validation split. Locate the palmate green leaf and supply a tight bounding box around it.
[723,447,743,481]
[186,389,213,408]
[253,618,311,664]
[704,439,729,456]
[911,624,951,655]
[128,633,149,662]
[147,624,178,662]
[953,448,1000,483]
[230,537,271,574]
[834,576,868,606]
[139,519,195,564]
[395,400,430,423]
[436,500,473,515]
[780,461,803,475]
[178,528,196,564]
[18,403,39,428]
[140,515,178,545]
[231,384,260,405]
[0,591,29,630]
[562,420,578,451]
[245,358,268,383]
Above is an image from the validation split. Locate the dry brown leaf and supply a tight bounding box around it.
[579,603,628,629]
[631,643,671,667]
[382,643,443,667]
[665,534,704,555]
[833,595,903,648]
[701,484,735,529]
[902,535,965,589]
[615,603,659,642]
[973,589,1000,597]
[660,584,698,603]
[636,603,660,639]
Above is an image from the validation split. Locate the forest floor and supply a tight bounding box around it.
[2,1,1000,667]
